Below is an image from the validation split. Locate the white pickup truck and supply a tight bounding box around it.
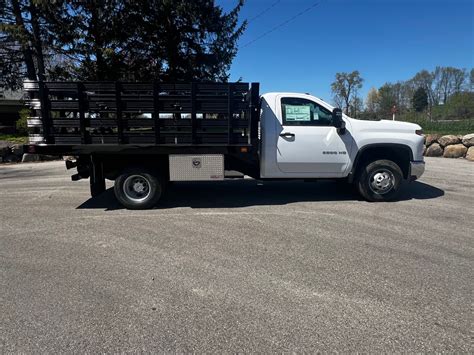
[24,81,425,209]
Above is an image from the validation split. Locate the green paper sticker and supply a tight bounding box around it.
[285,105,311,121]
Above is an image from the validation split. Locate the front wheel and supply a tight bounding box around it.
[114,168,163,209]
[356,159,403,202]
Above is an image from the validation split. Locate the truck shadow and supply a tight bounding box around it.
[77,180,444,210]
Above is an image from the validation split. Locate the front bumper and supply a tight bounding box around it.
[409,161,425,181]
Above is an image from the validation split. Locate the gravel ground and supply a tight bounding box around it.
[0,157,473,352]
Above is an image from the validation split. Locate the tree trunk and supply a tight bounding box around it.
[90,5,105,80]
[29,2,45,82]
[344,84,352,115]
[11,0,37,80]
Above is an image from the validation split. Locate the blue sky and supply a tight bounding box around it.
[218,0,474,103]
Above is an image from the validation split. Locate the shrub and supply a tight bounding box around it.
[16,108,30,135]
[431,92,474,121]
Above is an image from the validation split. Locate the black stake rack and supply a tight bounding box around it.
[24,81,260,148]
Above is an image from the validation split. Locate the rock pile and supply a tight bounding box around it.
[424,133,474,161]
[0,140,61,163]
[0,141,24,163]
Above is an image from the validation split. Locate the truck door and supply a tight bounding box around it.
[276,96,351,176]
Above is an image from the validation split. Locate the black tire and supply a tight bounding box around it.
[114,168,163,209]
[356,159,403,202]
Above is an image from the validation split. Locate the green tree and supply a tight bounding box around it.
[44,1,131,81]
[433,66,467,104]
[120,0,246,82]
[377,83,397,119]
[362,87,379,119]
[470,68,474,91]
[15,107,30,135]
[0,0,47,88]
[432,92,474,120]
[412,87,428,112]
[349,96,363,118]
[390,81,409,113]
[331,70,363,115]
[46,0,246,82]
[365,87,379,113]
[408,69,435,118]
[0,0,104,86]
[1,0,246,87]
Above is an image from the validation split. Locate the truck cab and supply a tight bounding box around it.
[260,92,354,178]
[259,92,425,198]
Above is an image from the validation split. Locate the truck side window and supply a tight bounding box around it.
[281,98,332,126]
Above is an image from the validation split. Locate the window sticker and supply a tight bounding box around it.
[285,105,311,121]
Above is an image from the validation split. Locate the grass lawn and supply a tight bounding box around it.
[397,111,473,135]
[408,120,474,136]
[0,134,29,144]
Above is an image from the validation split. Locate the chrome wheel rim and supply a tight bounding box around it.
[369,169,395,195]
[123,175,151,202]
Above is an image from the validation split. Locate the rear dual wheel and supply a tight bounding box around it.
[114,168,163,209]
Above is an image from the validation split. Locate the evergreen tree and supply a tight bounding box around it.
[0,0,246,88]
[412,87,428,112]
[44,1,130,81]
[120,0,246,82]
[0,0,48,89]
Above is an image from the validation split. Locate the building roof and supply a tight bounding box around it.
[0,89,23,100]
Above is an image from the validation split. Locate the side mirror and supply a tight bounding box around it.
[332,108,346,134]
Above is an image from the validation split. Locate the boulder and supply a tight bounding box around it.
[461,133,474,147]
[443,144,468,158]
[425,143,443,157]
[438,135,460,147]
[22,153,40,162]
[0,140,11,156]
[10,144,24,157]
[466,146,474,161]
[425,134,440,147]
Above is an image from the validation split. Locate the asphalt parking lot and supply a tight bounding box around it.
[0,157,472,352]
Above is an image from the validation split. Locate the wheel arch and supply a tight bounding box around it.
[349,143,413,183]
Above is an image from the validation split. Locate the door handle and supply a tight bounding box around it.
[279,132,295,138]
